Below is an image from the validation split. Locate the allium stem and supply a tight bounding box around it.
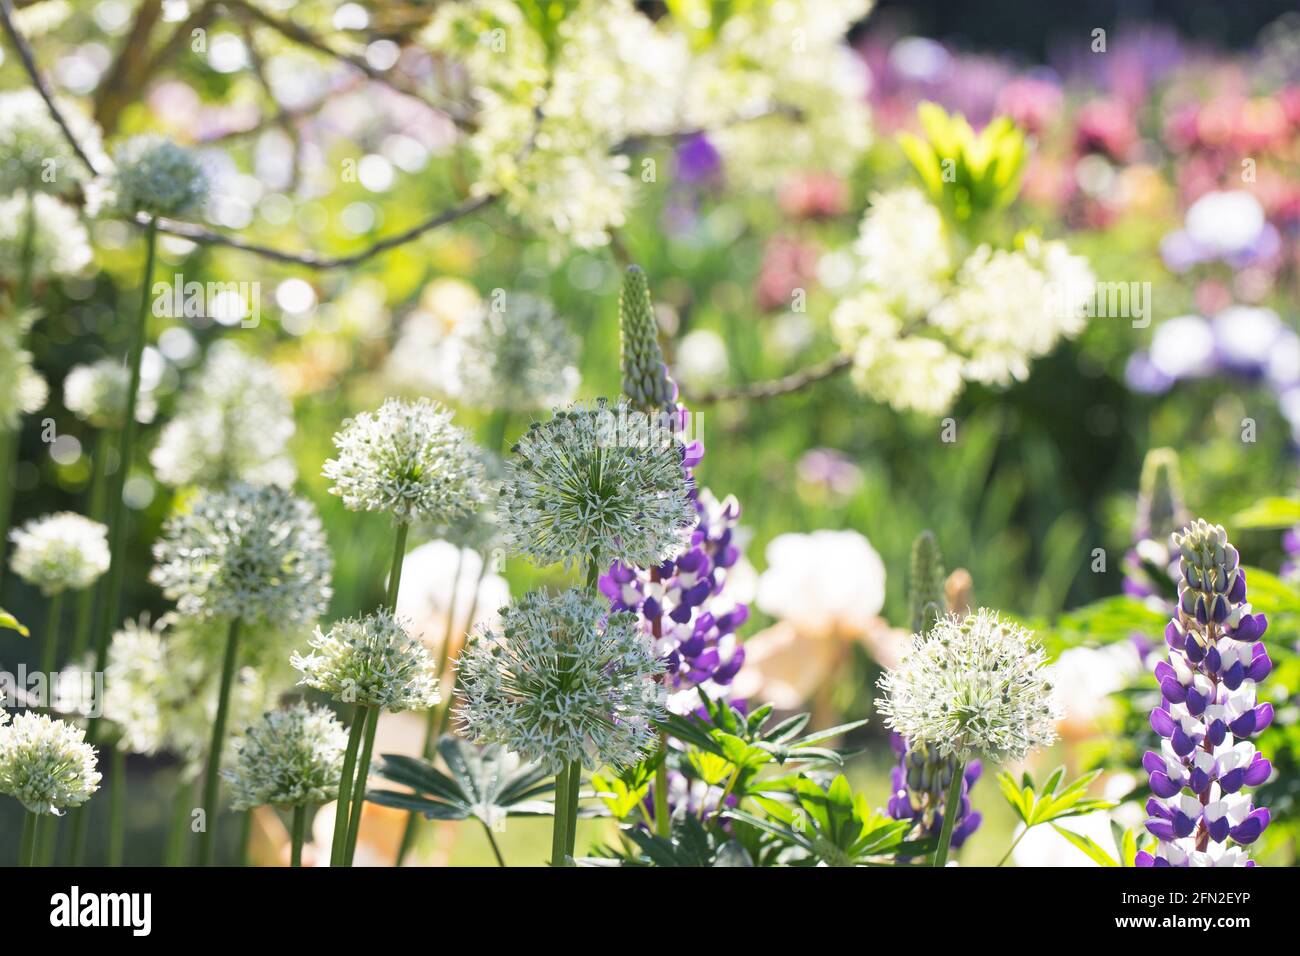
[18,811,37,867]
[291,805,306,867]
[91,217,158,684]
[564,759,582,857]
[0,195,38,587]
[385,520,409,609]
[343,705,378,866]
[197,615,241,866]
[653,733,670,838]
[481,819,507,867]
[550,762,571,867]
[107,746,125,866]
[69,435,109,660]
[163,776,193,866]
[932,757,967,868]
[329,707,366,866]
[39,591,63,677]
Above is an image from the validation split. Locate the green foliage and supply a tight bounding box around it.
[0,608,28,637]
[1050,820,1154,868]
[368,736,556,824]
[998,767,1116,831]
[618,813,755,867]
[729,774,924,866]
[899,102,1027,228]
[1028,595,1169,655]
[1232,497,1300,530]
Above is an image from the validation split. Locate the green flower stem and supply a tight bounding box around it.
[69,436,109,660]
[0,193,38,588]
[480,818,507,867]
[290,805,307,867]
[39,590,63,676]
[996,828,1030,868]
[90,218,159,685]
[653,746,671,837]
[385,520,410,609]
[329,707,366,867]
[35,813,56,867]
[343,705,378,867]
[107,746,125,866]
[163,777,193,866]
[18,811,38,867]
[196,616,241,866]
[932,757,967,868]
[564,757,581,858]
[550,762,571,867]
[65,802,90,865]
[237,810,252,866]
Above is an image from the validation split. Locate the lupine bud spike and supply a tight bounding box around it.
[619,265,674,414]
[1136,448,1187,541]
[908,530,947,635]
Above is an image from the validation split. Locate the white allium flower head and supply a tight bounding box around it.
[877,609,1061,764]
[0,305,46,428]
[222,703,348,810]
[150,483,333,628]
[456,587,664,772]
[0,89,103,196]
[324,397,484,524]
[64,358,156,429]
[0,712,101,815]
[8,512,110,595]
[0,192,93,279]
[499,398,697,572]
[103,616,172,754]
[150,341,295,487]
[455,293,580,411]
[94,135,208,218]
[291,609,440,712]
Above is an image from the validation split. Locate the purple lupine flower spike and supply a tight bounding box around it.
[1137,519,1273,867]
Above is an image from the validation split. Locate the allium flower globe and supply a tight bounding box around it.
[8,512,110,596]
[877,609,1061,764]
[223,703,348,810]
[94,135,208,218]
[323,398,484,525]
[0,193,93,278]
[63,358,156,429]
[292,609,440,712]
[0,712,101,815]
[150,342,295,487]
[0,89,103,196]
[150,483,333,628]
[500,399,697,572]
[455,294,580,411]
[103,616,172,755]
[457,588,665,772]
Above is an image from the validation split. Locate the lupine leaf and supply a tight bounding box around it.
[1051,824,1118,866]
[0,608,28,637]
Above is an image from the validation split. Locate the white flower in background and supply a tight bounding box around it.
[756,530,886,638]
[877,609,1062,764]
[90,135,208,219]
[0,89,103,197]
[455,294,580,412]
[0,192,93,278]
[385,278,483,397]
[150,341,296,487]
[1212,306,1285,371]
[1149,315,1215,380]
[673,329,730,394]
[1184,191,1265,257]
[103,616,171,755]
[64,357,157,429]
[0,306,47,428]
[291,609,440,712]
[456,588,664,772]
[395,539,510,662]
[150,483,333,629]
[324,397,484,525]
[223,703,348,810]
[8,512,109,596]
[499,399,697,571]
[1052,642,1143,738]
[854,188,951,317]
[0,712,101,815]
[930,239,1093,386]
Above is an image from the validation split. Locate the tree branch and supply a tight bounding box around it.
[688,353,852,403]
[0,0,103,176]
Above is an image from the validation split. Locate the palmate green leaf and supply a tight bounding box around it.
[369,735,556,825]
[996,768,1116,827]
[1051,824,1119,867]
[0,608,28,637]
[1232,497,1300,530]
